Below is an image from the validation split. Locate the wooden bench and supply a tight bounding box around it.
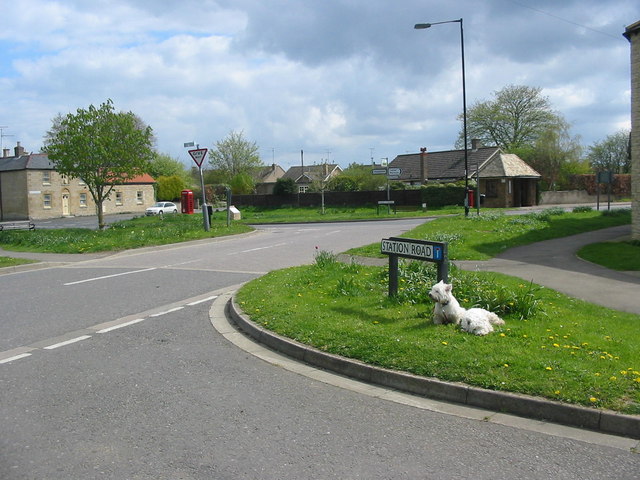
[0,220,36,231]
[377,200,396,214]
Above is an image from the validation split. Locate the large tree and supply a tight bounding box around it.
[459,85,562,150]
[148,152,191,185]
[43,99,155,229]
[208,130,263,181]
[586,130,631,174]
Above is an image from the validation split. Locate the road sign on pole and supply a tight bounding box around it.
[188,148,208,167]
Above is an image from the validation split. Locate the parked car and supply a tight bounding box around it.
[145,202,178,216]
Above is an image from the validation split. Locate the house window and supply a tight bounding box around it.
[79,193,87,208]
[43,193,52,209]
[42,171,51,185]
[136,191,143,204]
[115,191,123,206]
[61,174,69,185]
[298,185,308,193]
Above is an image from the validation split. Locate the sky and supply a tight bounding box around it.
[0,0,637,171]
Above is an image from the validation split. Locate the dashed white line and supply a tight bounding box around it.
[0,353,32,364]
[64,267,157,285]
[43,335,92,350]
[149,306,184,317]
[97,318,145,333]
[187,295,218,306]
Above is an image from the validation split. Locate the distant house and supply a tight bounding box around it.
[282,163,343,193]
[389,142,541,208]
[0,142,156,221]
[252,164,286,194]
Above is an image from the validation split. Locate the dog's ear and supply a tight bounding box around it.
[445,283,452,292]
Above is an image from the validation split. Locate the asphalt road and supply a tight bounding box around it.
[1,218,639,479]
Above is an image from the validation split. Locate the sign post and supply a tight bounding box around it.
[381,237,448,296]
[188,148,210,232]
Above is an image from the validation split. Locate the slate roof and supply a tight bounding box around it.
[282,164,342,183]
[389,146,540,182]
[0,153,54,171]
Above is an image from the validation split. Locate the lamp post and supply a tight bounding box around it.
[415,19,469,216]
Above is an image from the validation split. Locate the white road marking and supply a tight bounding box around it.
[227,242,288,255]
[97,318,145,333]
[64,267,157,285]
[187,295,218,306]
[149,306,184,317]
[43,335,92,350]
[0,353,32,364]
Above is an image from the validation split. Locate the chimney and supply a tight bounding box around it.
[14,141,25,157]
[471,139,481,152]
[3,148,10,158]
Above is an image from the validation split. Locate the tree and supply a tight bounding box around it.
[208,130,263,181]
[273,177,296,195]
[229,172,256,194]
[156,175,186,201]
[459,85,562,150]
[526,121,585,190]
[328,163,386,191]
[43,99,155,229]
[586,130,631,174]
[148,152,191,185]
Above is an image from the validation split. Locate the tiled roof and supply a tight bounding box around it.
[0,153,54,171]
[478,153,541,178]
[283,164,341,183]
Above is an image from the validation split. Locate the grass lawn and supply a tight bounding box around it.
[0,214,254,253]
[0,257,38,268]
[236,205,461,223]
[237,208,639,413]
[577,241,640,271]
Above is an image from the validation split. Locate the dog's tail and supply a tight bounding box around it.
[488,312,505,325]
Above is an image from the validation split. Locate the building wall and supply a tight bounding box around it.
[628,23,640,240]
[20,169,155,220]
[0,170,29,220]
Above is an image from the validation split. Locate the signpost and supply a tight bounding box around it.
[188,148,210,231]
[381,237,448,296]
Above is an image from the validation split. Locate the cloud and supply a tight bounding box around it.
[0,0,636,170]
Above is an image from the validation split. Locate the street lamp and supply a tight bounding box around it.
[415,19,469,216]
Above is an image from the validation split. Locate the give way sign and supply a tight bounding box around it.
[188,148,208,167]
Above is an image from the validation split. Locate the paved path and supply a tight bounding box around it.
[455,224,640,315]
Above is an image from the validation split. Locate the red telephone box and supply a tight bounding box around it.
[181,190,194,214]
[467,188,475,208]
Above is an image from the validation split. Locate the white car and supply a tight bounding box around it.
[145,202,178,216]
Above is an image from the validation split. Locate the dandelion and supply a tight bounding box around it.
[499,333,506,337]
[594,373,601,377]
[503,364,509,367]
[545,366,553,371]
[441,341,448,346]
[554,390,561,395]
[589,397,598,403]
[553,343,560,348]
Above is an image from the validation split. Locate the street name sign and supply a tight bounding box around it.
[372,168,387,175]
[381,237,444,261]
[188,148,208,167]
[387,167,401,176]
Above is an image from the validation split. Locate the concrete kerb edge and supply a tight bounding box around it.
[227,295,640,440]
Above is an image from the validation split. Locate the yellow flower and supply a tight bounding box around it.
[589,397,598,403]
[499,333,506,337]
[594,373,601,377]
[634,378,640,383]
[553,343,560,348]
[554,390,561,395]
[545,366,553,371]
[441,341,448,345]
[609,376,617,381]
[503,364,509,367]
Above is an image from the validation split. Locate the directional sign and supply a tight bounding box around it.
[372,168,388,175]
[387,167,401,176]
[188,148,208,167]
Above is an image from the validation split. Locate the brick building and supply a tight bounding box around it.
[0,143,156,221]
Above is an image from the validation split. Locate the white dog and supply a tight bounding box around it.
[428,280,505,335]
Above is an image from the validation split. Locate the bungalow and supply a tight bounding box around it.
[282,163,342,193]
[252,164,286,194]
[389,141,541,208]
[0,142,156,221]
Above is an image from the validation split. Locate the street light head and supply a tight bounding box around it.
[414,23,431,29]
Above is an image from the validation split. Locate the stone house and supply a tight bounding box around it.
[624,19,640,240]
[252,164,286,194]
[389,142,541,208]
[282,163,343,193]
[0,142,156,221]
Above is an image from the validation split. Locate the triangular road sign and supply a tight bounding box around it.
[188,148,208,167]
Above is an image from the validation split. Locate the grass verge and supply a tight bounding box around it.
[346,207,632,261]
[577,240,640,271]
[0,257,38,268]
[0,215,254,253]
[237,258,640,414]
